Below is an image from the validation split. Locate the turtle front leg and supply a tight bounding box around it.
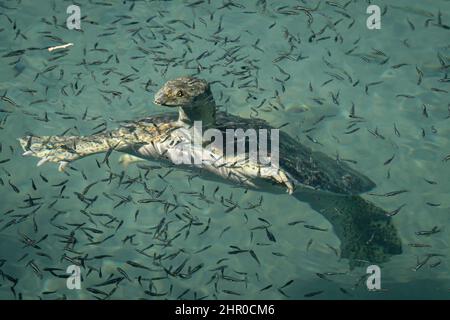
[19,136,82,172]
[18,133,129,172]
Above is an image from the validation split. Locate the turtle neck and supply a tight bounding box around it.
[177,86,216,129]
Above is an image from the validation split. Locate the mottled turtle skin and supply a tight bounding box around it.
[153,76,209,107]
[19,114,179,170]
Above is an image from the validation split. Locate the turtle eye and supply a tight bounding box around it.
[176,90,184,97]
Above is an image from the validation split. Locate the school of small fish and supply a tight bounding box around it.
[0,0,449,299]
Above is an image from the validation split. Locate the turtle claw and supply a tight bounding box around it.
[58,161,69,172]
[285,182,294,195]
[276,170,295,195]
[22,151,33,156]
[37,157,50,167]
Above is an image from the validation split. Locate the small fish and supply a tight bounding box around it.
[339,287,352,295]
[260,284,273,292]
[326,243,340,257]
[415,66,423,85]
[365,81,383,94]
[27,260,43,279]
[426,202,440,207]
[2,49,26,57]
[222,289,241,296]
[86,288,109,296]
[288,220,306,226]
[40,173,48,183]
[394,123,401,137]
[408,243,431,248]
[422,104,429,118]
[278,288,289,298]
[383,154,395,165]
[369,189,409,197]
[248,250,260,265]
[280,280,294,289]
[186,0,205,7]
[396,94,415,99]
[386,204,406,217]
[304,225,328,232]
[430,87,447,93]
[8,180,20,193]
[126,260,152,271]
[415,226,441,236]
[117,267,131,282]
[391,63,409,69]
[36,252,53,261]
[304,290,324,298]
[93,277,124,287]
[265,228,276,242]
[406,18,415,30]
[315,273,332,281]
[344,127,360,134]
[423,178,437,185]
[429,260,441,268]
[412,256,430,272]
[306,238,314,251]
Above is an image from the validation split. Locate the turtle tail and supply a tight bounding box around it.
[293,191,402,268]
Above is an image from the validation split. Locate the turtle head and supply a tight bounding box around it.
[154,76,216,126]
[154,76,209,107]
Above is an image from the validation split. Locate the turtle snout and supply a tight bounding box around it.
[153,90,167,105]
[154,96,164,105]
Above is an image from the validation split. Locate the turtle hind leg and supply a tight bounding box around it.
[332,196,402,268]
[295,192,402,268]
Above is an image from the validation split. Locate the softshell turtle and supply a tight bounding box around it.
[19,76,402,266]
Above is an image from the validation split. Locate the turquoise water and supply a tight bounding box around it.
[0,0,449,300]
